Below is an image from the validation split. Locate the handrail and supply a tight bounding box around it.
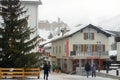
[0,68,40,80]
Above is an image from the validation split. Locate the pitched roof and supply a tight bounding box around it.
[52,24,114,41]
[106,30,120,37]
[39,24,115,46]
[21,0,42,5]
[79,24,112,37]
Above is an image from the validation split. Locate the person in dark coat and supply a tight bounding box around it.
[48,62,51,72]
[43,63,49,80]
[91,63,96,77]
[85,62,91,78]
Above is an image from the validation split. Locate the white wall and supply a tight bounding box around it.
[117,42,120,61]
[69,28,109,52]
[108,36,115,50]
[22,3,39,52]
[51,27,111,58]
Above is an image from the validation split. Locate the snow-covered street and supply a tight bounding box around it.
[39,71,118,80]
[2,70,119,80]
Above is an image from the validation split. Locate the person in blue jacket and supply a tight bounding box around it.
[91,63,96,77]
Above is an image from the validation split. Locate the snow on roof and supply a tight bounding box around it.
[102,29,116,36]
[51,24,113,41]
[39,24,115,46]
[63,24,87,37]
[21,0,42,5]
[39,35,61,46]
[44,43,52,48]
[109,50,117,56]
[38,29,50,40]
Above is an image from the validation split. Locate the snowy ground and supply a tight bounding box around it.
[39,71,118,80]
[2,70,119,80]
[100,69,120,77]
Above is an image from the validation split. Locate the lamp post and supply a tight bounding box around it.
[97,41,101,72]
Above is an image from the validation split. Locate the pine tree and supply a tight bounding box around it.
[0,0,39,68]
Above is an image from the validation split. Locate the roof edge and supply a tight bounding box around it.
[21,0,42,5]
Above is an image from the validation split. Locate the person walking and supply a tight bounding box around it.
[52,63,56,72]
[85,62,91,78]
[91,63,96,77]
[48,62,51,72]
[43,62,49,80]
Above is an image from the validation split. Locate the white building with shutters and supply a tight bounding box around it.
[48,24,117,73]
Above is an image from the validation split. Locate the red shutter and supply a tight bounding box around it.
[66,39,69,56]
[39,48,43,53]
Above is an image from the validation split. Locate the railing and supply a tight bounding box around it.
[0,68,40,80]
[70,51,108,57]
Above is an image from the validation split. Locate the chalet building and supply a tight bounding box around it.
[47,24,117,73]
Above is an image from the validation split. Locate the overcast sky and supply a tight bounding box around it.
[38,0,120,28]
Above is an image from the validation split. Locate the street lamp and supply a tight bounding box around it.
[97,41,101,72]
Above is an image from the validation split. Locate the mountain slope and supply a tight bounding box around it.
[99,15,120,31]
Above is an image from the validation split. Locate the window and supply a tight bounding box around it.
[84,33,94,40]
[86,44,92,52]
[73,44,81,52]
[56,46,57,53]
[53,47,54,53]
[97,44,102,52]
[64,45,66,52]
[59,46,61,53]
[76,44,81,52]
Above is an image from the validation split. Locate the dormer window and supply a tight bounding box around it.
[84,33,94,40]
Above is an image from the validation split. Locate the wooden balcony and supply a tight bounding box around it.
[70,51,109,58]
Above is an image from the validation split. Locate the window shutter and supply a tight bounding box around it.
[81,45,83,52]
[84,33,86,40]
[92,45,94,52]
[92,33,94,40]
[73,44,76,51]
[84,45,86,52]
[103,44,105,51]
[95,45,97,52]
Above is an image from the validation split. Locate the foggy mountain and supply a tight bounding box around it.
[99,15,120,31]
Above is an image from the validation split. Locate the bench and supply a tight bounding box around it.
[0,68,40,80]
